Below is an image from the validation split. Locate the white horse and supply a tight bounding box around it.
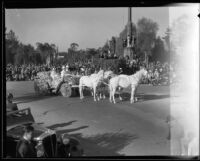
[109,68,148,104]
[79,70,104,101]
[104,70,115,80]
[88,70,115,98]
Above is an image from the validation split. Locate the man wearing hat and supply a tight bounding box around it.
[16,125,37,158]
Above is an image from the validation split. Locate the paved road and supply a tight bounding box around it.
[6,81,171,156]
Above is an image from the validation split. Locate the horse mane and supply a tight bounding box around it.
[98,69,104,74]
[130,68,145,83]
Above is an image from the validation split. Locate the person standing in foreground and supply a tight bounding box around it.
[6,93,18,112]
[16,125,37,158]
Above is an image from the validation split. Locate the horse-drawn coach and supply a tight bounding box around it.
[34,71,80,97]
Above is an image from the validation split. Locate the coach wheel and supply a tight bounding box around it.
[60,84,72,97]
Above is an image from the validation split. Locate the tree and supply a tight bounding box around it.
[170,15,190,62]
[36,42,56,65]
[137,17,159,61]
[33,52,43,65]
[6,30,20,64]
[162,27,171,52]
[14,43,25,65]
[151,36,167,63]
[14,43,36,65]
[86,48,98,60]
[36,42,46,63]
[102,41,109,54]
[70,43,79,52]
[162,27,172,62]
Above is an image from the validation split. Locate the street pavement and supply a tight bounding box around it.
[6,81,171,156]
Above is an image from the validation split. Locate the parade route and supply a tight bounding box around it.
[7,81,171,156]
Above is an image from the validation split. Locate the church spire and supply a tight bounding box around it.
[127,7,132,37]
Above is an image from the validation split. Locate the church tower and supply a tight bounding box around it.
[123,7,135,60]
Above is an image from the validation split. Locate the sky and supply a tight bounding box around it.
[5,7,172,52]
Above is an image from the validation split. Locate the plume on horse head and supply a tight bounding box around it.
[97,69,104,78]
[139,66,148,78]
[98,69,104,74]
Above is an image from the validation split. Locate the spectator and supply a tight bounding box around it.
[153,69,160,85]
[147,69,154,85]
[119,68,123,74]
[6,93,18,112]
[16,125,37,158]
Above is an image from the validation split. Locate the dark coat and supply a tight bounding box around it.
[6,102,18,112]
[16,138,37,158]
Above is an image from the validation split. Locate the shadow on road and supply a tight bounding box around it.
[13,94,55,104]
[56,126,89,135]
[46,121,138,156]
[69,132,139,156]
[141,94,170,101]
[46,121,89,135]
[46,120,77,129]
[116,93,170,102]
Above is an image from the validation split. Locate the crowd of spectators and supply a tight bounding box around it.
[120,55,174,86]
[143,61,171,86]
[6,58,176,86]
[6,61,100,81]
[99,51,118,59]
[6,64,51,81]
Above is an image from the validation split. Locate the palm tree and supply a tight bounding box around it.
[36,42,57,65]
[70,43,79,52]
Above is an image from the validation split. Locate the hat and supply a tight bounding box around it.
[23,125,34,133]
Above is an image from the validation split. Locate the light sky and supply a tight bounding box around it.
[6,7,170,52]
